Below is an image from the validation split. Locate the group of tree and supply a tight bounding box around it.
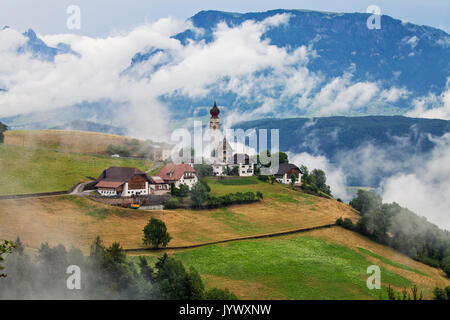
[0,121,7,144]
[106,139,141,157]
[190,181,262,209]
[299,165,332,197]
[0,237,236,300]
[0,240,16,277]
[257,150,289,167]
[382,284,423,300]
[337,190,450,276]
[166,180,262,210]
[433,286,450,300]
[205,191,263,209]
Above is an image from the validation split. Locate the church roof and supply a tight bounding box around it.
[210,101,220,117]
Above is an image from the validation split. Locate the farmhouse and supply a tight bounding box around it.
[158,163,199,189]
[95,167,152,197]
[274,163,303,185]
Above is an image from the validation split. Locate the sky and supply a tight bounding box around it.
[1,0,449,36]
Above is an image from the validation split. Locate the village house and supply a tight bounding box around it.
[228,153,255,177]
[148,176,171,195]
[274,163,303,185]
[158,163,199,190]
[95,167,152,197]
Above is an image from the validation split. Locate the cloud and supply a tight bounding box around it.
[406,78,450,120]
[381,133,450,230]
[289,151,350,201]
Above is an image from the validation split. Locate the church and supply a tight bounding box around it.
[206,101,255,177]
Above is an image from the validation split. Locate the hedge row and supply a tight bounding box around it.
[206,191,263,209]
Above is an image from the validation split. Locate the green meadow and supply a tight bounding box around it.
[0,144,153,195]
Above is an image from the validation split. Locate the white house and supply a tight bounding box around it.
[95,167,152,197]
[158,163,199,190]
[274,163,303,185]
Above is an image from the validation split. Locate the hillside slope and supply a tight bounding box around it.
[0,144,152,195]
[1,176,448,299]
[3,130,139,154]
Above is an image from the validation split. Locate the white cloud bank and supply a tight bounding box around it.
[289,131,450,230]
[407,78,450,120]
[381,133,450,230]
[0,14,413,138]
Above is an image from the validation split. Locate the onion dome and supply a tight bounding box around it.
[210,101,220,117]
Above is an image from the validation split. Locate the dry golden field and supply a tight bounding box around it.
[4,130,141,154]
[0,183,356,252]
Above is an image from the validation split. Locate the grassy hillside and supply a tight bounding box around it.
[131,227,450,300]
[0,177,355,250]
[0,144,153,195]
[1,177,449,299]
[3,129,142,154]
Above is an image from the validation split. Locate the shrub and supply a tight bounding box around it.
[165,198,180,209]
[257,175,269,182]
[205,288,238,300]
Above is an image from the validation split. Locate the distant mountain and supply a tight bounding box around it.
[235,115,450,186]
[0,100,123,131]
[50,120,126,136]
[17,29,79,61]
[127,10,449,118]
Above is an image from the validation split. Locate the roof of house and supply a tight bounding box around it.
[149,176,166,184]
[97,167,149,182]
[95,181,124,188]
[158,163,196,181]
[274,163,302,176]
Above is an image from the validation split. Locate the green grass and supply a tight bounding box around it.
[357,247,429,277]
[136,236,412,300]
[197,207,264,234]
[213,178,259,186]
[0,144,153,195]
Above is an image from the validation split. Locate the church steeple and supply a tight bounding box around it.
[210,100,220,118]
[209,101,220,131]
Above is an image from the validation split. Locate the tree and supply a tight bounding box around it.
[0,240,16,277]
[205,288,238,300]
[143,218,171,248]
[273,152,289,164]
[442,256,450,278]
[191,182,210,208]
[193,164,212,178]
[153,254,205,300]
[349,190,382,215]
[0,121,7,144]
[290,173,296,187]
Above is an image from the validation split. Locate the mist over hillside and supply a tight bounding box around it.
[1,9,449,131]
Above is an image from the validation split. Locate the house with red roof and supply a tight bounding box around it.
[158,163,198,190]
[95,167,152,197]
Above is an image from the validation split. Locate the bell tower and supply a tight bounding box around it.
[209,101,220,131]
